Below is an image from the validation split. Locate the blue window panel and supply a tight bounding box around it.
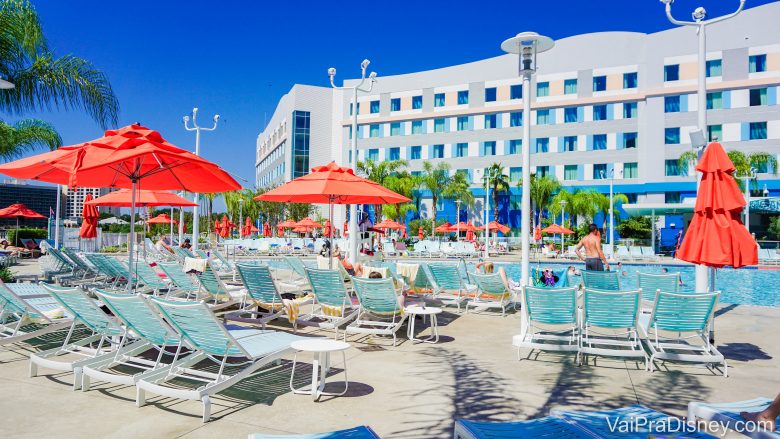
[593,164,607,179]
[412,95,423,109]
[431,144,445,159]
[593,104,607,121]
[510,111,522,127]
[370,101,380,113]
[749,122,767,140]
[434,93,445,107]
[536,166,551,177]
[368,149,379,161]
[536,82,549,97]
[536,109,550,125]
[509,167,522,181]
[624,132,637,149]
[664,96,681,113]
[722,91,731,109]
[388,147,400,161]
[593,134,607,151]
[369,124,381,138]
[510,84,522,99]
[563,136,577,152]
[768,87,778,105]
[606,104,614,120]
[457,90,469,105]
[564,79,577,94]
[535,138,549,153]
[390,98,401,112]
[592,76,606,92]
[680,94,688,112]
[749,54,767,73]
[445,118,452,131]
[665,128,680,144]
[484,114,497,129]
[409,146,421,160]
[706,60,722,78]
[507,139,521,155]
[357,125,364,138]
[616,133,624,150]
[664,64,679,81]
[623,72,638,88]
[564,107,578,123]
[457,116,469,131]
[623,102,637,118]
[577,106,584,122]
[390,122,401,136]
[485,87,497,102]
[481,141,496,156]
[434,118,446,133]
[456,143,469,157]
[411,120,424,135]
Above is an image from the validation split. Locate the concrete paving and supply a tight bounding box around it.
[1,259,778,438]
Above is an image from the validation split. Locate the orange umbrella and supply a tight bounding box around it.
[418,226,424,240]
[86,189,196,207]
[488,221,511,234]
[677,142,757,268]
[402,226,408,239]
[295,217,322,229]
[292,226,308,233]
[241,217,253,237]
[541,224,574,235]
[343,220,348,237]
[219,215,231,238]
[0,203,47,246]
[434,222,453,233]
[323,220,332,237]
[374,219,404,230]
[447,221,477,232]
[534,225,542,241]
[277,219,297,229]
[147,213,177,224]
[79,194,99,239]
[263,222,272,237]
[466,224,475,241]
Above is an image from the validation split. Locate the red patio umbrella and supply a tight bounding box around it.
[219,215,232,238]
[447,221,477,232]
[488,221,511,234]
[343,220,348,237]
[418,226,424,240]
[263,222,272,237]
[277,219,297,229]
[676,142,757,269]
[323,220,332,237]
[295,217,322,229]
[147,213,177,224]
[541,224,574,235]
[79,194,99,239]
[0,203,47,246]
[434,222,453,234]
[292,226,308,234]
[374,219,404,230]
[402,226,408,239]
[86,189,197,207]
[534,225,542,242]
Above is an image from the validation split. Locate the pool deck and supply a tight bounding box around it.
[2,259,779,438]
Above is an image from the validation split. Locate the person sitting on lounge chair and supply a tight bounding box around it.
[368,271,382,279]
[339,254,363,277]
[0,239,25,257]
[476,261,515,289]
[155,237,173,254]
[742,392,779,432]
[180,238,192,250]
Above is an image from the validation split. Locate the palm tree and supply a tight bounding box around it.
[678,149,777,190]
[419,161,451,236]
[382,171,419,224]
[593,192,629,231]
[0,118,60,161]
[483,163,510,222]
[548,188,573,225]
[442,170,474,223]
[520,174,561,229]
[0,0,119,129]
[569,189,600,226]
[357,158,408,223]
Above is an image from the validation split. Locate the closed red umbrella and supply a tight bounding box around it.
[402,226,408,239]
[79,194,99,239]
[323,220,332,237]
[241,217,253,237]
[263,222,271,238]
[0,203,47,246]
[677,142,757,269]
[214,219,221,237]
[219,215,231,238]
[418,226,424,240]
[343,220,349,237]
[534,225,542,241]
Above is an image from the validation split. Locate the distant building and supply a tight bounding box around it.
[0,180,58,228]
[64,187,121,220]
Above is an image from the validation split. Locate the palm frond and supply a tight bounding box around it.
[0,117,61,161]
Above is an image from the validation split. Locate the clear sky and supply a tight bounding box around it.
[15,0,777,210]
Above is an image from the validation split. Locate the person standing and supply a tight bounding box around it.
[575,224,609,271]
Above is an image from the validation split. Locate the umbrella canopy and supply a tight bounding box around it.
[277,219,297,229]
[147,213,177,224]
[542,224,574,235]
[263,222,271,237]
[292,226,308,233]
[79,194,99,239]
[488,221,511,234]
[241,217,254,237]
[214,219,221,236]
[374,219,404,230]
[676,142,757,268]
[86,189,197,207]
[434,222,453,233]
[0,203,47,246]
[295,217,322,229]
[447,221,478,232]
[98,217,127,225]
[418,226,424,240]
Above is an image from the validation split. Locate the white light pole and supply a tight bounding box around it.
[560,198,567,249]
[661,0,745,293]
[183,107,220,250]
[484,169,491,259]
[455,198,462,241]
[502,32,554,286]
[328,60,377,264]
[601,168,617,257]
[239,198,244,238]
[742,168,756,231]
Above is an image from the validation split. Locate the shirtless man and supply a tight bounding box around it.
[575,224,609,271]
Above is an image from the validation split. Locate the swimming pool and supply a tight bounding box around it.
[500,262,780,308]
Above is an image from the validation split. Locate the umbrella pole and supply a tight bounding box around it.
[128,180,137,292]
[15,217,19,247]
[329,199,334,270]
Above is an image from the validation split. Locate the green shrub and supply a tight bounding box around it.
[6,228,48,246]
[0,266,14,283]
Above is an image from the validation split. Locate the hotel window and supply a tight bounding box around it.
[410,146,421,160]
[564,79,577,94]
[665,127,680,144]
[484,114,498,129]
[369,124,380,138]
[593,134,607,151]
[349,103,353,116]
[456,142,469,157]
[624,162,638,179]
[749,122,767,140]
[593,104,607,121]
[367,149,379,161]
[390,122,401,136]
[388,147,400,161]
[390,98,401,112]
[623,102,637,119]
[664,96,681,113]
[482,141,496,156]
[593,164,607,179]
[370,100,380,113]
[592,76,606,92]
[434,93,445,107]
[411,120,423,134]
[750,88,768,106]
[508,139,521,155]
[457,116,469,131]
[749,54,767,73]
[536,166,550,177]
[564,107,578,123]
[564,165,578,181]
[536,82,549,97]
[411,96,423,110]
[510,111,522,127]
[707,124,722,141]
[563,136,577,152]
[510,167,522,182]
[706,60,722,77]
[664,64,679,81]
[536,138,549,153]
[510,84,522,99]
[485,87,497,102]
[432,144,444,159]
[458,90,469,105]
[665,159,683,177]
[706,92,723,109]
[434,118,446,133]
[623,132,637,149]
[623,72,638,89]
[536,109,550,125]
[665,191,681,203]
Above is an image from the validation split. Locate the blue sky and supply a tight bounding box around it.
[16,0,777,208]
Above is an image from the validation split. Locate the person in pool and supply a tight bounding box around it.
[661,267,685,286]
[539,269,560,286]
[567,266,581,277]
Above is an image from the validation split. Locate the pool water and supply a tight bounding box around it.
[499,262,780,308]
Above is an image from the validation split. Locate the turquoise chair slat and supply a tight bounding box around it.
[305,268,348,307]
[428,264,463,290]
[41,285,122,336]
[283,256,307,277]
[584,289,640,328]
[195,249,209,259]
[469,273,508,297]
[132,262,168,289]
[196,264,222,295]
[581,270,620,291]
[0,282,34,315]
[352,277,400,314]
[62,248,92,272]
[524,287,577,325]
[157,262,198,292]
[236,264,281,304]
[637,272,679,302]
[651,291,719,332]
[96,290,178,346]
[150,298,244,356]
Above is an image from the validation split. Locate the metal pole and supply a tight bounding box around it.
[178,196,185,244]
[54,185,61,248]
[485,171,490,259]
[239,200,243,239]
[349,87,359,264]
[183,108,219,251]
[609,171,614,257]
[743,175,751,231]
[128,180,137,292]
[456,199,461,241]
[170,206,174,242]
[520,73,531,286]
[651,209,656,256]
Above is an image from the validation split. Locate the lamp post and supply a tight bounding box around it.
[456,198,462,241]
[661,0,745,293]
[741,168,756,232]
[763,184,769,198]
[328,60,378,264]
[183,107,220,250]
[239,198,244,239]
[601,168,617,257]
[560,198,567,249]
[484,169,491,259]
[502,32,554,286]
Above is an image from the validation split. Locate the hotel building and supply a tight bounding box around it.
[255,2,780,238]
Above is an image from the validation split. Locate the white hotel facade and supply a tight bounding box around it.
[255,2,780,235]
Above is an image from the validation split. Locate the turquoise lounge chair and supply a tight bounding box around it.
[427,263,472,312]
[156,261,199,298]
[637,271,680,307]
[249,426,380,439]
[298,268,359,337]
[0,280,74,347]
[466,272,512,316]
[513,286,579,357]
[581,270,620,291]
[224,263,288,328]
[687,397,779,438]
[138,297,306,422]
[639,291,727,376]
[580,288,647,368]
[346,277,407,346]
[194,260,245,309]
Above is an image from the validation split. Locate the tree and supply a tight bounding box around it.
[593,192,629,231]
[382,171,419,224]
[442,170,474,223]
[419,161,451,236]
[0,0,119,129]
[483,162,510,222]
[679,149,778,190]
[769,216,780,240]
[287,202,313,221]
[569,189,600,226]
[616,216,652,240]
[519,174,560,229]
[0,118,60,161]
[357,158,408,223]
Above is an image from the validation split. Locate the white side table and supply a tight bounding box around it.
[289,339,350,401]
[405,305,443,343]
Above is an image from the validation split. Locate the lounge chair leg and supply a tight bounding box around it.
[29,361,37,378]
[82,373,90,392]
[73,367,82,391]
[201,395,211,422]
[136,387,146,407]
[723,360,728,378]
